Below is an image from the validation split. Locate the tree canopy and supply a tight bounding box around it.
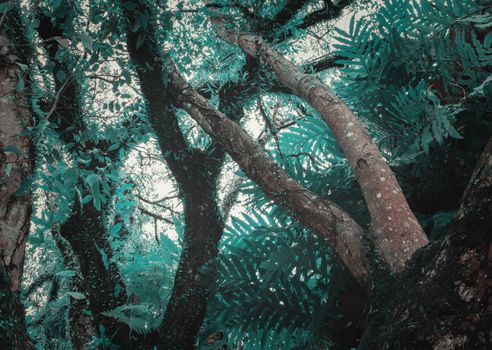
[0,0,491,349]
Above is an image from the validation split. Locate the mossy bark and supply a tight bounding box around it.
[360,139,492,349]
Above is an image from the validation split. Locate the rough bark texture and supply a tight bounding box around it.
[158,165,224,349]
[52,232,93,350]
[166,62,371,291]
[37,12,150,348]
[121,1,226,348]
[0,24,34,350]
[211,20,428,273]
[59,199,131,340]
[360,139,492,349]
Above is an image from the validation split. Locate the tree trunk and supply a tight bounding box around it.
[158,170,224,349]
[121,2,227,348]
[360,139,492,349]
[36,12,154,347]
[166,61,371,291]
[0,24,34,350]
[52,231,93,349]
[59,198,133,345]
[210,19,428,273]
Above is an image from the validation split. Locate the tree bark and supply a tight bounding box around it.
[210,18,429,273]
[37,12,151,347]
[121,1,227,348]
[158,167,224,349]
[165,61,371,291]
[59,199,131,343]
[0,22,34,350]
[52,232,93,350]
[360,139,492,349]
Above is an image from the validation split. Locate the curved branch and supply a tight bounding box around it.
[166,60,371,292]
[211,18,428,273]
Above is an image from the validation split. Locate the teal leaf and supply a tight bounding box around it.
[448,125,463,139]
[85,174,100,195]
[4,145,24,157]
[110,223,123,236]
[67,291,86,300]
[94,242,109,271]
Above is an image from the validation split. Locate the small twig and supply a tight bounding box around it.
[138,206,174,225]
[0,159,31,165]
[287,151,317,165]
[258,99,284,160]
[0,0,11,28]
[277,121,296,131]
[154,217,159,243]
[135,193,178,205]
[43,77,71,122]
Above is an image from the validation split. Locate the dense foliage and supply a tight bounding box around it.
[0,0,490,349]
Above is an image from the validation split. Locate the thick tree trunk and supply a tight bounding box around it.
[159,172,224,349]
[52,231,93,349]
[360,139,492,349]
[59,195,160,348]
[166,61,371,291]
[0,26,34,350]
[36,12,153,347]
[121,2,227,348]
[59,198,135,345]
[210,19,428,273]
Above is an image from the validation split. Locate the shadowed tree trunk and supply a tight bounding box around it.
[360,138,492,349]
[52,232,93,349]
[121,1,226,347]
[59,200,131,341]
[0,10,35,349]
[157,160,225,348]
[36,9,153,347]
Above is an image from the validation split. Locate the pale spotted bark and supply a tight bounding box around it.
[209,18,428,273]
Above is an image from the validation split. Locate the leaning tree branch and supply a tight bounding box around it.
[209,17,429,273]
[166,59,371,292]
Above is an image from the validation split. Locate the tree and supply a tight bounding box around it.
[120,0,362,347]
[4,0,492,349]
[0,4,35,348]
